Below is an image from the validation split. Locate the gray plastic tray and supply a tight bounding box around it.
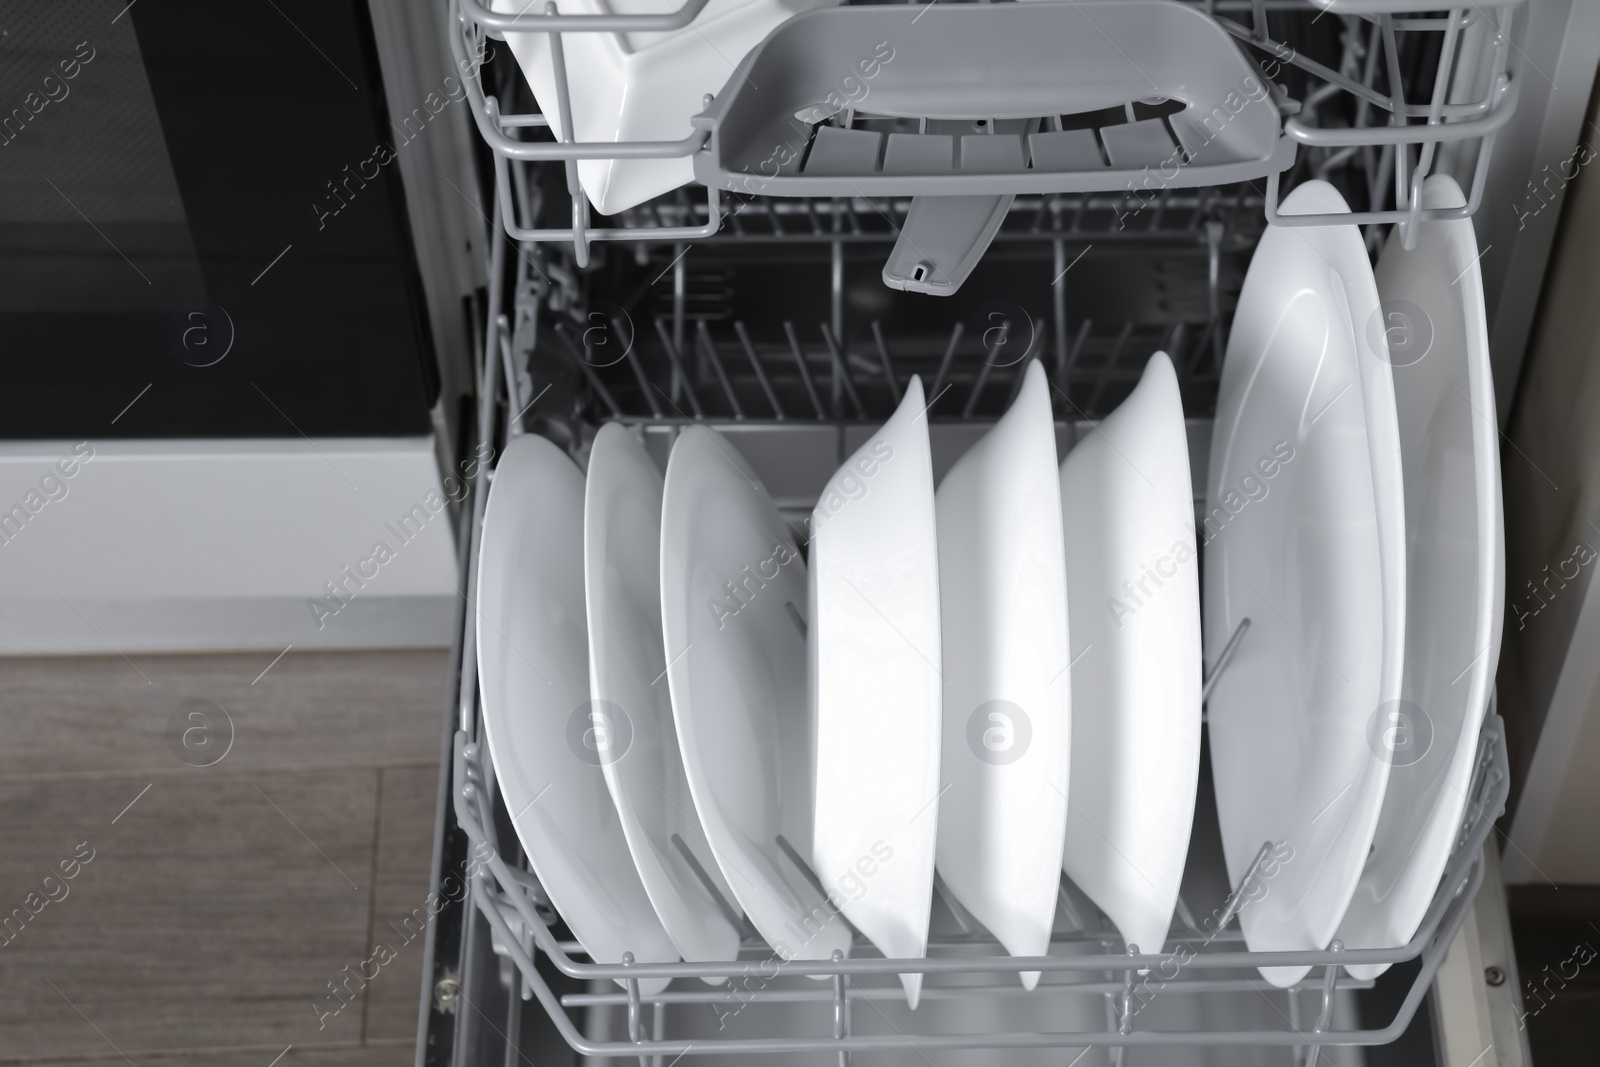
[691,0,1296,199]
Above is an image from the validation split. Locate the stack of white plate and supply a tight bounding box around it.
[474,176,1503,1000]
[1206,176,1502,984]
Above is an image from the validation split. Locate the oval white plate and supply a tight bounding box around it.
[660,426,851,963]
[494,0,835,215]
[585,424,743,972]
[934,360,1071,990]
[1205,179,1405,987]
[477,434,675,992]
[1336,173,1504,977]
[1059,351,1201,962]
[812,376,943,1008]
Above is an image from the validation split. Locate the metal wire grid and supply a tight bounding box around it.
[449,0,1525,259]
[605,190,1265,245]
[543,307,1230,426]
[486,148,1257,425]
[454,733,1508,1059]
[1244,3,1522,245]
[497,165,1259,423]
[443,238,1514,1059]
[450,651,1509,1060]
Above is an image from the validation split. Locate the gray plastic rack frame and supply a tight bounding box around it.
[689,1,1295,199]
[685,0,1299,294]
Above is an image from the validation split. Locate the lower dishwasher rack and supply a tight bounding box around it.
[415,315,1513,1066]
[447,712,1507,1063]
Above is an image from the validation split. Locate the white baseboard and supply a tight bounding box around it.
[0,595,458,654]
[0,438,462,654]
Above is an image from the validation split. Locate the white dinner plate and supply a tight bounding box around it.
[495,0,835,215]
[477,433,676,993]
[1205,179,1405,987]
[585,423,743,971]
[660,426,851,963]
[1058,351,1200,963]
[1336,173,1504,977]
[934,360,1071,990]
[811,376,943,1008]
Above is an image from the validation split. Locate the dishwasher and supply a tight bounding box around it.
[405,0,1542,1061]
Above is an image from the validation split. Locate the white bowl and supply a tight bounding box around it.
[811,377,943,1008]
[933,360,1072,991]
[495,0,835,215]
[1058,351,1201,964]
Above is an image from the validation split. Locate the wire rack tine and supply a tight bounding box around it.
[1086,321,1134,415]
[870,321,901,404]
[820,323,866,419]
[734,320,784,419]
[832,949,852,1067]
[652,317,704,418]
[930,321,964,406]
[963,357,996,419]
[1202,617,1251,704]
[1003,352,1033,409]
[620,319,664,419]
[784,321,828,419]
[554,323,623,417]
[670,832,745,933]
[1062,318,1093,396]
[696,319,744,419]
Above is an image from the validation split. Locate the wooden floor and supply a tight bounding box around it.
[0,649,451,1067]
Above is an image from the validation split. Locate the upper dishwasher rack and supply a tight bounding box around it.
[689,1,1293,197]
[452,0,1525,263]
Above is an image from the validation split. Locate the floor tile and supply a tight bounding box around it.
[365,764,442,1042]
[0,770,378,1058]
[0,649,449,779]
[31,1043,415,1067]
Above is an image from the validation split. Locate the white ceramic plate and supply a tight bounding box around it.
[1058,351,1200,962]
[1205,179,1405,987]
[494,0,835,215]
[476,434,676,992]
[1336,173,1504,977]
[660,426,851,963]
[934,360,1071,990]
[811,376,943,1008]
[585,423,743,971]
